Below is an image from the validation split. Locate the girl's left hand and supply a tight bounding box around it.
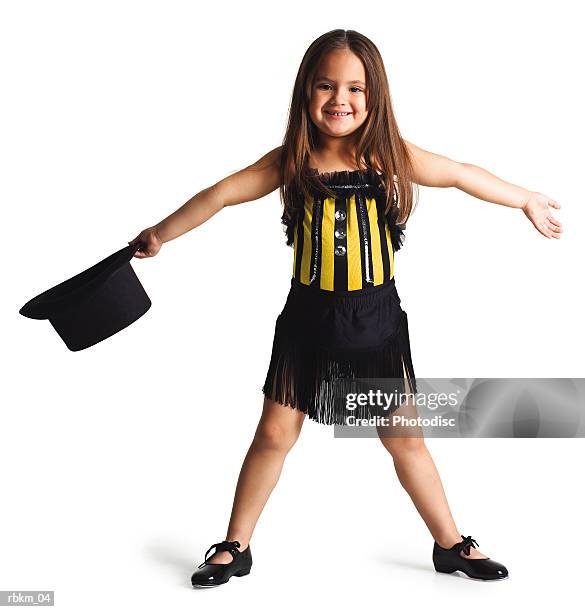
[521,192,563,239]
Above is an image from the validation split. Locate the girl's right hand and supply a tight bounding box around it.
[128,226,163,258]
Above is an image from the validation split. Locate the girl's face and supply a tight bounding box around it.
[308,49,368,140]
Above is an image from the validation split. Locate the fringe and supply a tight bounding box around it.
[305,166,388,200]
[261,310,417,426]
[281,167,406,253]
[385,203,405,253]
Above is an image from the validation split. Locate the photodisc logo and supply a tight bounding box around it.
[342,386,459,429]
[332,378,585,438]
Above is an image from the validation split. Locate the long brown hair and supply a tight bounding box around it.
[280,29,418,247]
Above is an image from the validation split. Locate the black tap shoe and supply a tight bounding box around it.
[433,535,509,580]
[191,539,252,587]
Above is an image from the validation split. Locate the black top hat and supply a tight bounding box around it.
[19,243,151,351]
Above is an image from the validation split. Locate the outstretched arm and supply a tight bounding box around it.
[129,146,282,257]
[404,140,563,239]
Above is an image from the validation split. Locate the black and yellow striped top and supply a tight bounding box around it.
[289,167,404,292]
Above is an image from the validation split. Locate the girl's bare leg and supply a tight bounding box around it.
[376,365,489,560]
[205,396,306,563]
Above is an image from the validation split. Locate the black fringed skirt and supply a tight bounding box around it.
[261,277,417,426]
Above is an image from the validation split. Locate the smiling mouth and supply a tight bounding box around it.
[325,111,352,117]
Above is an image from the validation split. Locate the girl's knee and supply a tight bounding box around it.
[253,420,301,452]
[381,435,426,457]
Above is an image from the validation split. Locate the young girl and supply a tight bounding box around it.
[129,29,561,586]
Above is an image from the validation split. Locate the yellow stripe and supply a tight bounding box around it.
[385,222,395,279]
[390,232,394,278]
[300,197,313,284]
[292,222,297,275]
[320,198,335,290]
[366,196,384,285]
[347,194,362,290]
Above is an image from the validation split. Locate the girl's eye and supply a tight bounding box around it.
[317,84,363,93]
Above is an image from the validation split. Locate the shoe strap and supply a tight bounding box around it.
[198,540,241,568]
[454,535,479,556]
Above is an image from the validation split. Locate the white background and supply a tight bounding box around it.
[1,0,583,609]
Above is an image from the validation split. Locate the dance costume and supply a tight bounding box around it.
[193,169,509,587]
[262,167,417,425]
